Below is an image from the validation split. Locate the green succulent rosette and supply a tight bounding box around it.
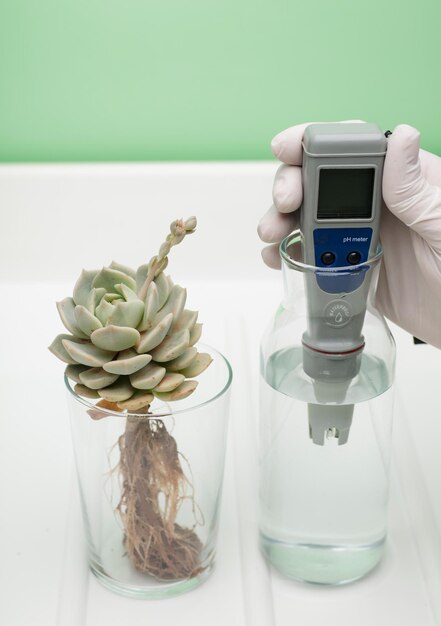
[49,217,212,412]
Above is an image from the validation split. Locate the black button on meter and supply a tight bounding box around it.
[321,251,335,265]
[347,251,361,265]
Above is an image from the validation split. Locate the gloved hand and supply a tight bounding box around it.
[258,123,441,349]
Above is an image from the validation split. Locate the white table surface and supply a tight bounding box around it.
[1,163,440,625]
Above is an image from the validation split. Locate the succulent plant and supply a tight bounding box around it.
[50,216,212,581]
[49,216,212,414]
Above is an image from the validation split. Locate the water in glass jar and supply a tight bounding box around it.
[259,346,393,585]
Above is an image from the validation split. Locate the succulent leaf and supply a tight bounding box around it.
[136,312,173,354]
[172,309,198,333]
[110,260,136,279]
[79,367,119,390]
[49,334,86,364]
[63,339,116,367]
[135,263,149,293]
[65,363,89,383]
[98,377,134,402]
[86,287,106,314]
[117,391,154,411]
[138,282,159,332]
[75,305,103,336]
[95,297,116,326]
[87,399,124,420]
[103,351,152,375]
[103,293,123,302]
[153,380,198,402]
[155,272,171,309]
[189,323,203,346]
[92,267,137,293]
[166,347,198,372]
[57,297,88,339]
[130,363,166,390]
[91,325,140,351]
[74,383,100,398]
[154,373,185,393]
[154,285,186,326]
[108,300,144,328]
[150,328,190,363]
[73,269,98,306]
[114,283,139,302]
[180,352,213,378]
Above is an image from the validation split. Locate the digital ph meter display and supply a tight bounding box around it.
[317,168,375,220]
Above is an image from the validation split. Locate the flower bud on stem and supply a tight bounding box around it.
[137,216,197,300]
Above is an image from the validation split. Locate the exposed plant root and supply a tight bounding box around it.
[117,415,203,580]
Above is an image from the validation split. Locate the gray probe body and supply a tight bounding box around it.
[299,123,387,444]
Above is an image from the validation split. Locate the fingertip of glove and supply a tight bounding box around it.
[257,218,279,244]
[383,124,424,210]
[257,219,269,242]
[389,124,421,150]
[385,124,421,174]
[392,123,420,137]
[271,135,283,159]
[261,245,281,269]
[272,165,303,213]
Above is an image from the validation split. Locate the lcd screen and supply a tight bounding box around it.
[317,168,374,219]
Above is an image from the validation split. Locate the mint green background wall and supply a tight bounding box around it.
[0,0,440,162]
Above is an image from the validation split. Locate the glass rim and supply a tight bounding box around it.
[64,342,233,419]
[280,229,383,273]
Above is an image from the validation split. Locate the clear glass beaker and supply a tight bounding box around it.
[66,343,232,599]
[259,231,395,585]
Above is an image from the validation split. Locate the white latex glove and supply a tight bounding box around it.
[258,123,441,349]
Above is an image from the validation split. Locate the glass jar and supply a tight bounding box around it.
[66,344,232,599]
[259,230,395,585]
